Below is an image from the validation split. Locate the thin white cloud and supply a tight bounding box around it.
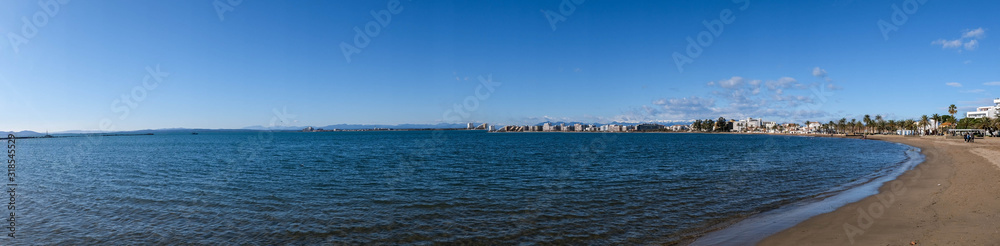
[641,72,834,122]
[717,76,745,89]
[765,77,798,90]
[963,28,985,39]
[812,67,828,78]
[621,68,843,123]
[651,96,718,118]
[946,82,962,87]
[934,28,986,52]
[932,39,963,49]
[984,81,1000,86]
[964,39,979,50]
[961,89,986,94]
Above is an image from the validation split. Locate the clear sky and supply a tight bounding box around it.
[1,0,998,131]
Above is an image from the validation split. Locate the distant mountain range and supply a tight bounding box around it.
[0,131,46,137]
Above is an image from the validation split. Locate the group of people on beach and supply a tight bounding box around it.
[965,133,976,143]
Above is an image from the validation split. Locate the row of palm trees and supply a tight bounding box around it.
[956,117,1000,133]
[814,116,929,135]
[691,104,1000,136]
[815,104,970,135]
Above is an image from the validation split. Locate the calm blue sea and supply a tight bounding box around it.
[8,131,913,244]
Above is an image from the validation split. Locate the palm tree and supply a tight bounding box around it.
[948,104,958,131]
[849,119,858,134]
[863,114,872,135]
[981,117,995,136]
[887,120,897,134]
[838,118,847,134]
[990,117,1000,137]
[972,118,986,130]
[717,117,727,132]
[904,119,916,134]
[919,115,929,135]
[875,115,884,134]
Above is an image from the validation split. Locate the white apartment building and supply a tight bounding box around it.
[967,98,1000,119]
[763,121,777,129]
[732,118,763,132]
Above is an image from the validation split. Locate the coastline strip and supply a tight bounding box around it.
[759,135,1000,245]
[691,137,924,245]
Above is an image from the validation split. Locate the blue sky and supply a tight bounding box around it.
[1,0,998,131]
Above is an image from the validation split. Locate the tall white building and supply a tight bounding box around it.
[967,98,1000,119]
[732,118,763,132]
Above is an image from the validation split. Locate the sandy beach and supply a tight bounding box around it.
[760,135,1000,245]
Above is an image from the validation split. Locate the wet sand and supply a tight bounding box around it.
[760,135,1000,245]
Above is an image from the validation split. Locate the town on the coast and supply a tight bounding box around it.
[302,100,1000,137]
[486,100,1000,136]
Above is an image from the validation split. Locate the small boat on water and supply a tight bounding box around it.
[191,132,199,135]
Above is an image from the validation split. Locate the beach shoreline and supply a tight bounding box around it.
[756,135,1000,245]
[684,133,923,245]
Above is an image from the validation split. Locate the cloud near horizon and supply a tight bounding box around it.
[636,68,839,123]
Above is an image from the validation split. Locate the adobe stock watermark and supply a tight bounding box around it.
[802,83,835,111]
[65,65,169,166]
[340,0,411,63]
[110,65,170,122]
[877,0,929,41]
[390,73,501,186]
[672,0,750,73]
[842,157,926,244]
[6,0,70,54]
[226,107,297,165]
[442,74,501,122]
[379,74,499,237]
[213,0,244,21]
[516,132,618,232]
[542,0,585,31]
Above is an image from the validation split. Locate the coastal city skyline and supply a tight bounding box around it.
[2,1,999,132]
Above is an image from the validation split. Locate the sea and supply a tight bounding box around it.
[7,131,919,245]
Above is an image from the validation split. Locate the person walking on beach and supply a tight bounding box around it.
[965,133,970,143]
